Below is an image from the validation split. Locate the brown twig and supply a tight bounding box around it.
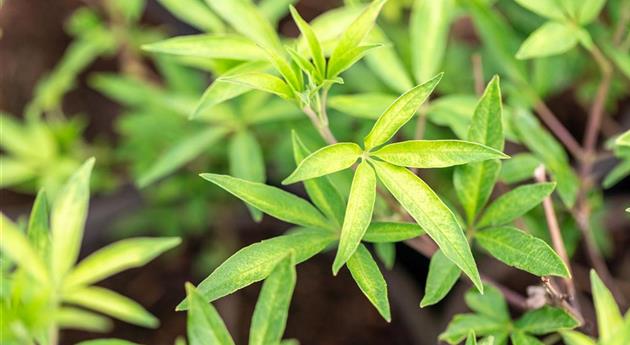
[472,53,484,96]
[532,100,584,158]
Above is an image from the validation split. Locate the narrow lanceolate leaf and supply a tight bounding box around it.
[186,283,235,345]
[439,314,505,344]
[347,244,391,321]
[51,158,94,281]
[138,127,228,187]
[371,140,508,169]
[454,76,503,224]
[157,0,224,32]
[465,284,510,322]
[327,0,386,78]
[289,5,325,78]
[590,269,623,342]
[466,331,477,345]
[410,0,455,83]
[374,242,395,270]
[249,255,296,345]
[0,214,48,283]
[560,331,597,345]
[57,307,113,333]
[283,143,362,185]
[364,73,442,150]
[292,131,345,226]
[607,315,630,345]
[27,189,50,256]
[421,250,461,307]
[514,0,566,21]
[477,182,556,228]
[371,160,482,292]
[76,339,140,345]
[205,0,282,53]
[511,332,544,345]
[328,93,395,119]
[476,227,569,277]
[177,230,335,309]
[514,306,579,334]
[327,43,383,78]
[577,0,606,24]
[142,35,266,60]
[229,130,266,222]
[516,22,579,60]
[362,222,424,243]
[64,237,181,289]
[263,47,302,92]
[63,286,158,328]
[364,28,413,93]
[220,73,293,100]
[333,161,376,274]
[200,174,331,230]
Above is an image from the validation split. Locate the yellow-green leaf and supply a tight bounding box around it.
[347,244,391,321]
[477,182,556,228]
[186,283,235,345]
[283,143,362,185]
[421,249,461,307]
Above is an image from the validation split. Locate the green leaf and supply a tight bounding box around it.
[560,331,597,345]
[511,331,544,345]
[57,307,113,333]
[229,130,266,222]
[143,35,266,60]
[454,76,503,224]
[370,160,482,292]
[514,0,566,21]
[51,158,94,281]
[283,143,362,185]
[64,237,181,289]
[76,339,140,345]
[205,0,282,53]
[138,127,228,187]
[410,0,455,83]
[220,73,293,100]
[465,284,510,322]
[603,160,630,188]
[439,314,506,344]
[27,189,50,256]
[177,230,334,309]
[291,131,345,226]
[515,306,579,334]
[289,5,326,78]
[590,269,624,341]
[200,174,331,230]
[327,43,383,78]
[516,22,579,60]
[374,242,395,269]
[328,93,395,119]
[327,0,386,78]
[249,255,296,345]
[362,222,424,243]
[259,0,299,25]
[63,286,158,328]
[364,74,442,150]
[577,0,605,24]
[475,226,569,277]
[364,27,414,93]
[477,183,556,228]
[0,157,35,187]
[347,244,391,321]
[499,153,541,184]
[157,0,224,32]
[606,314,630,345]
[372,140,508,169]
[466,331,478,345]
[421,249,461,307]
[186,283,235,345]
[263,47,302,92]
[0,213,48,283]
[333,161,376,274]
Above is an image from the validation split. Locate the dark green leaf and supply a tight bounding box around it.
[347,244,391,321]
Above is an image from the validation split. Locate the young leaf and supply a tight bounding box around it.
[362,222,424,243]
[475,226,569,277]
[439,314,506,344]
[283,143,362,185]
[364,74,442,150]
[514,306,579,334]
[326,43,383,78]
[58,307,113,333]
[27,189,50,256]
[220,73,293,100]
[466,331,478,345]
[347,244,391,321]
[374,242,395,270]
[63,286,158,328]
[590,269,623,341]
[514,0,566,21]
[289,5,326,77]
[499,153,541,184]
[51,158,94,281]
[327,0,386,78]
[466,76,504,151]
[560,331,597,345]
[333,161,376,274]
[0,213,48,283]
[259,0,299,25]
[263,47,303,92]
[328,93,395,119]
[186,283,235,345]
[516,22,579,60]
[138,127,228,187]
[371,160,482,292]
[249,255,296,345]
[371,140,508,168]
[292,131,346,226]
[577,0,606,24]
[142,35,266,60]
[421,249,461,307]
[177,230,334,310]
[200,174,332,230]
[76,340,140,345]
[511,331,545,345]
[64,237,181,289]
[229,130,266,222]
[476,182,556,228]
[0,157,34,187]
[410,0,455,83]
[157,0,224,32]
